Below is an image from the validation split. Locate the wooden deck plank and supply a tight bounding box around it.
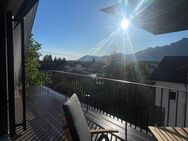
[149,127,167,141]
[149,127,188,141]
[44,87,154,141]
[14,87,155,141]
[169,128,184,141]
[158,128,172,141]
[178,128,188,137]
[162,128,177,141]
[85,108,154,141]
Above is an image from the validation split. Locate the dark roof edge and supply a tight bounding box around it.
[24,1,39,48]
[14,0,39,21]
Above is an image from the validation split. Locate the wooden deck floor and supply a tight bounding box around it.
[14,87,155,141]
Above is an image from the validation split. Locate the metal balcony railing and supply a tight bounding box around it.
[46,70,188,134]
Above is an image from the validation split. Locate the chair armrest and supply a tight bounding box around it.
[90,129,119,134]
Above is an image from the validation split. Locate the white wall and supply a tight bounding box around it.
[155,81,188,127]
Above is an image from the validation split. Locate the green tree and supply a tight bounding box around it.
[43,54,53,62]
[54,56,57,61]
[62,57,67,64]
[105,54,124,79]
[25,36,51,88]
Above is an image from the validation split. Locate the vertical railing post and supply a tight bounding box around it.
[84,77,89,113]
[184,91,187,127]
[124,84,128,141]
[175,90,179,126]
[125,121,127,141]
[103,79,106,115]
[120,83,124,123]
[83,77,89,112]
[96,78,99,112]
[78,75,80,96]
[74,74,76,93]
[87,93,89,112]
[160,88,164,124]
[167,89,171,126]
[106,80,109,115]
[89,77,91,109]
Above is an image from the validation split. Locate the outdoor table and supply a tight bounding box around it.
[149,126,188,141]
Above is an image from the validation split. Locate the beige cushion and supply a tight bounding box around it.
[63,94,91,141]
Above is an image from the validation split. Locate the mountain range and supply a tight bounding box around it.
[78,38,188,62]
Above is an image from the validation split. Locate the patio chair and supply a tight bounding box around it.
[62,94,118,141]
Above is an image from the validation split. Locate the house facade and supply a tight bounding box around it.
[152,56,188,127]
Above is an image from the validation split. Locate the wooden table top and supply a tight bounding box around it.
[149,126,188,141]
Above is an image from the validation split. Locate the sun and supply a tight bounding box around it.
[120,18,130,30]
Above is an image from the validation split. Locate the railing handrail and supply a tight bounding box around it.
[47,70,188,93]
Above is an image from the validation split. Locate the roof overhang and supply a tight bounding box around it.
[6,0,39,48]
[6,0,39,21]
[23,1,39,48]
[0,0,9,10]
[101,0,188,35]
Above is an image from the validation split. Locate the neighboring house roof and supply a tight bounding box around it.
[151,56,188,83]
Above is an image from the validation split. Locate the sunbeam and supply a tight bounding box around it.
[88,29,121,55]
[130,0,153,20]
[124,30,144,81]
[87,0,155,58]
[85,0,166,81]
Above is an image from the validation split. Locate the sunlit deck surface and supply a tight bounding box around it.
[14,87,155,141]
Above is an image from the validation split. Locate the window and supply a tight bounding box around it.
[169,91,176,100]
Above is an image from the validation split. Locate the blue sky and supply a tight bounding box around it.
[32,0,188,60]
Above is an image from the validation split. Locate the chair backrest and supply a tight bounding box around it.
[63,94,91,141]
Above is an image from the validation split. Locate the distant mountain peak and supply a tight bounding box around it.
[180,37,188,40]
[78,38,188,62]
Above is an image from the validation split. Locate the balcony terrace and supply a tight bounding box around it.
[1,0,188,140]
[11,71,188,140]
[14,86,154,141]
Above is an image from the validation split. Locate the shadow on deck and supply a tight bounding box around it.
[14,86,155,141]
